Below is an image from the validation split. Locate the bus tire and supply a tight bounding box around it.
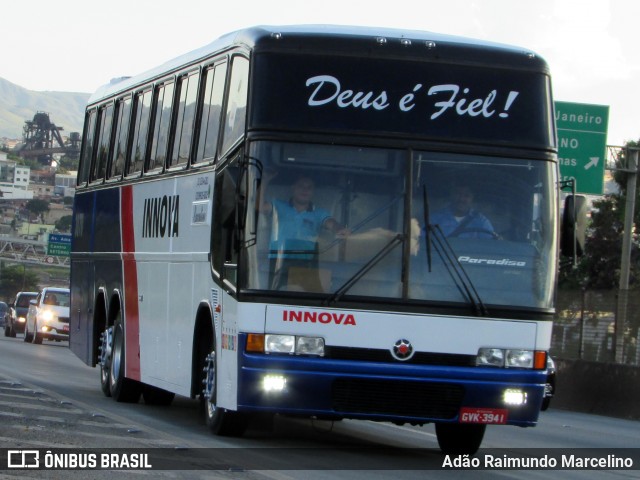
[142,385,175,406]
[98,326,113,397]
[202,351,247,436]
[109,314,141,403]
[435,423,486,455]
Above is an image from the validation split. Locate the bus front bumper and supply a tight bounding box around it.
[238,348,546,427]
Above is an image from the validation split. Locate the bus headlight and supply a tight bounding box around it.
[476,348,505,367]
[265,334,295,354]
[249,334,325,356]
[296,336,325,356]
[506,349,534,368]
[477,348,547,369]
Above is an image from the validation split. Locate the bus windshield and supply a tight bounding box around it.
[241,141,557,311]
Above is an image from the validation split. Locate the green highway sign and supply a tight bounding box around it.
[555,101,609,195]
[47,233,71,257]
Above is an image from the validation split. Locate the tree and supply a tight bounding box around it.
[55,215,73,232]
[0,264,39,299]
[560,140,640,289]
[25,199,49,223]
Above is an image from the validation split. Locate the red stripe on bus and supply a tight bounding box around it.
[121,185,141,381]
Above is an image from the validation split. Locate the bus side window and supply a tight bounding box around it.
[169,70,200,168]
[147,80,175,173]
[220,56,248,155]
[108,96,132,180]
[127,89,153,177]
[194,62,227,165]
[91,103,114,183]
[78,109,97,186]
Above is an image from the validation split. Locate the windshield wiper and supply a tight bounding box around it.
[422,185,488,317]
[319,194,403,254]
[323,234,404,306]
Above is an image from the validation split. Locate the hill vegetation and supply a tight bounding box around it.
[0,77,89,139]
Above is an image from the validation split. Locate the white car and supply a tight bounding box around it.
[24,287,70,344]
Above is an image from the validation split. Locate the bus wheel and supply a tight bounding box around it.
[98,326,113,397]
[142,385,175,406]
[109,315,141,403]
[202,352,247,436]
[435,423,486,455]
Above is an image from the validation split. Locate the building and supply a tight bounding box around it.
[55,172,77,198]
[0,155,33,199]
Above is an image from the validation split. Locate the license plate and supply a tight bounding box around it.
[63,325,69,332]
[459,407,508,424]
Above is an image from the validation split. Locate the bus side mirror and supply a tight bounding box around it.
[560,194,588,258]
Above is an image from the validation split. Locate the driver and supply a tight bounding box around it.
[430,182,496,239]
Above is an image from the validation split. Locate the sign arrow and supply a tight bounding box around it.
[584,157,600,170]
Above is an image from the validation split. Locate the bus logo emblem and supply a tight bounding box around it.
[392,339,414,361]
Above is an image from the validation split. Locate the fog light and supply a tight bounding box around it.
[41,326,50,333]
[504,389,527,406]
[263,375,287,392]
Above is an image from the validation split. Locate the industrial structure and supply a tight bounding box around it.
[18,112,80,164]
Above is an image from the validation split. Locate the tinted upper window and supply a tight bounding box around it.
[78,109,97,185]
[128,89,153,176]
[108,97,132,179]
[148,81,175,173]
[221,56,248,154]
[170,71,200,168]
[195,62,227,164]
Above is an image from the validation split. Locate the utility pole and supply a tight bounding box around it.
[615,147,638,363]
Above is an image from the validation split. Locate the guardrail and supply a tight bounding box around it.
[0,237,69,268]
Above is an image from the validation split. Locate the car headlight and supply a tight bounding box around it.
[40,310,55,322]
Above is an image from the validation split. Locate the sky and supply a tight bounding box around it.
[1,0,638,146]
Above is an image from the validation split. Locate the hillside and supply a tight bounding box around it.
[0,77,90,139]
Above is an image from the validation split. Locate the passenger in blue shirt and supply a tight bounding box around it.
[430,183,497,239]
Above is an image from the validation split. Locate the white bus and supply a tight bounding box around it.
[71,25,565,454]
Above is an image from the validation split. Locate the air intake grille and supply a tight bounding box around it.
[332,378,464,419]
[325,346,476,367]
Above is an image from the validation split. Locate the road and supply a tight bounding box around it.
[0,334,639,479]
